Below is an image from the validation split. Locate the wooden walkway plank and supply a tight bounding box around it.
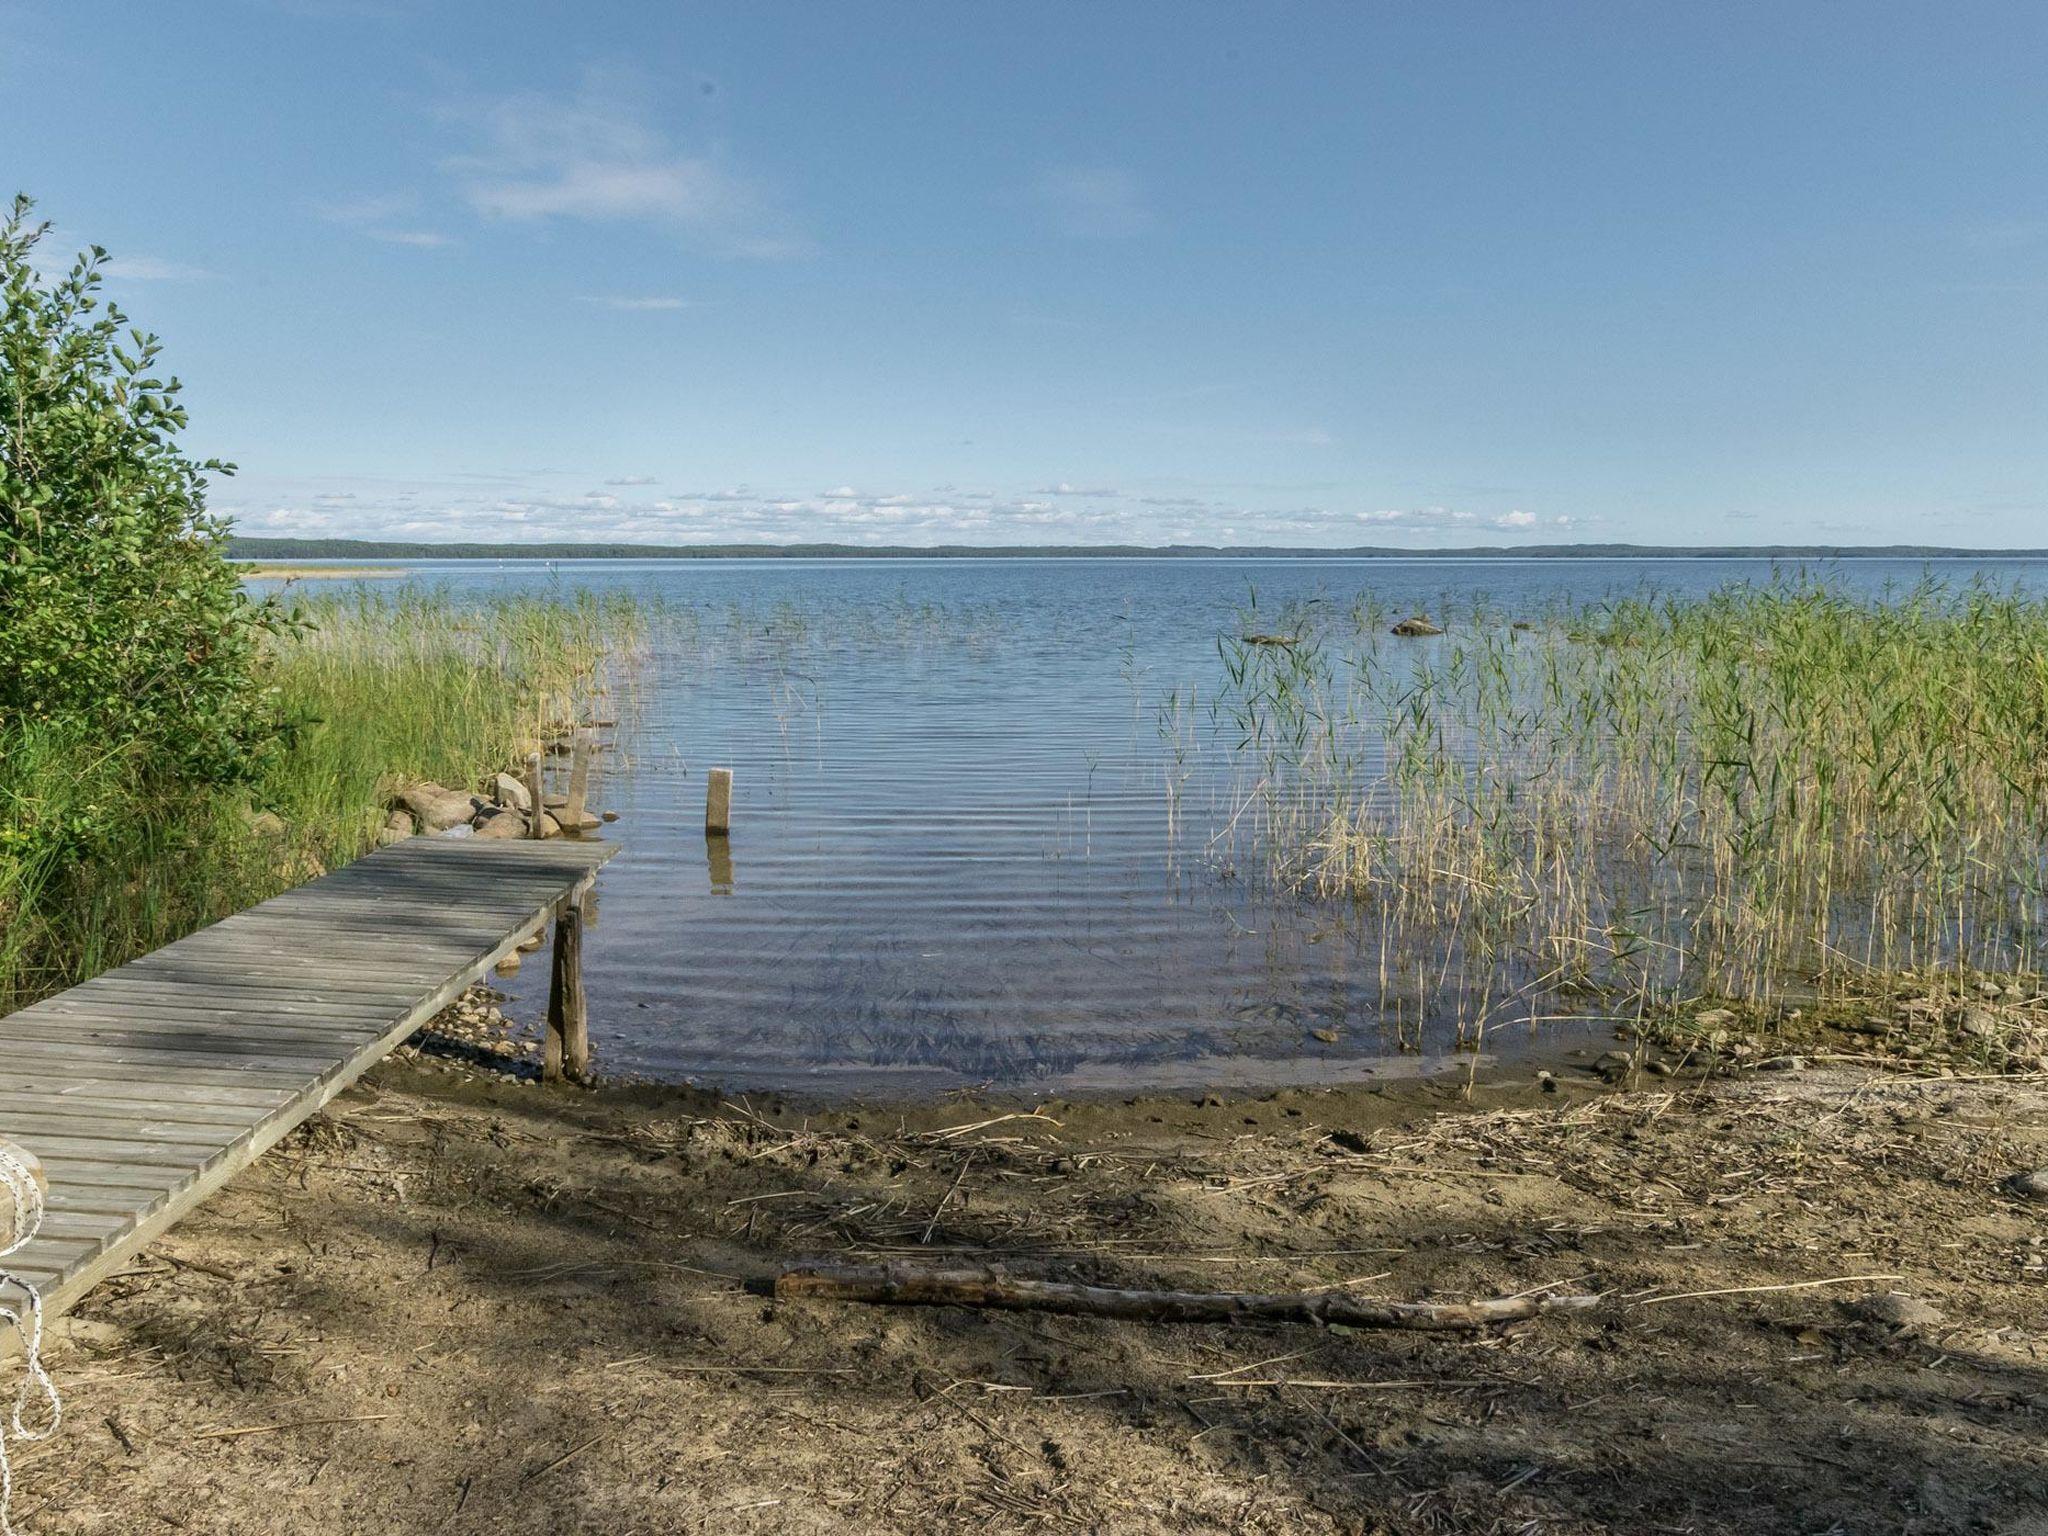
[1,836,614,1323]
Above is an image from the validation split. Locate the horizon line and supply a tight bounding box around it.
[227,536,2048,561]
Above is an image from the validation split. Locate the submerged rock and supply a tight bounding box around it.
[1390,616,1443,637]
[1593,1049,1634,1080]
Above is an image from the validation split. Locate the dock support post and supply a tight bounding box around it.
[524,751,546,840]
[705,767,732,836]
[544,896,588,1081]
[564,732,592,830]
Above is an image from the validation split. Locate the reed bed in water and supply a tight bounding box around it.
[0,587,645,1007]
[1214,576,2048,1037]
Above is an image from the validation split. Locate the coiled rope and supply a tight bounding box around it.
[0,1144,59,1536]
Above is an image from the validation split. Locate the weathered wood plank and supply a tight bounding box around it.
[1,1048,335,1088]
[0,1111,242,1146]
[12,1146,222,1179]
[2,1023,387,1062]
[11,1009,395,1044]
[1,1076,294,1108]
[1,1040,368,1073]
[0,1092,274,1129]
[28,996,407,1027]
[0,836,614,1329]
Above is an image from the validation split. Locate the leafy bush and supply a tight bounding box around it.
[0,194,281,794]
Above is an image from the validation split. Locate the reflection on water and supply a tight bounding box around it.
[705,834,735,895]
[255,556,2048,1095]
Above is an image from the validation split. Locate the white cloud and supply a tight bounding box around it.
[223,472,1578,548]
[1031,167,1152,239]
[1033,482,1119,497]
[314,192,454,248]
[443,73,808,259]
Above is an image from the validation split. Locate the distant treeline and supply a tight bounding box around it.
[227,537,2048,562]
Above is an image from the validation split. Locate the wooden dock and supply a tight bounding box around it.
[0,835,614,1322]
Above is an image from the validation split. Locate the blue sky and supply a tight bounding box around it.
[5,2,2046,548]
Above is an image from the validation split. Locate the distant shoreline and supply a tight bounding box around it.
[237,562,411,579]
[227,538,2048,563]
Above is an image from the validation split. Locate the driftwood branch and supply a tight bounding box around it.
[773,1263,1602,1331]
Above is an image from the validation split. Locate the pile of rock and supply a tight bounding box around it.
[1635,980,2048,1077]
[380,773,606,846]
[390,988,543,1082]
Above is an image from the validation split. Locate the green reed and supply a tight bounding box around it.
[1215,574,2048,1036]
[0,586,645,1007]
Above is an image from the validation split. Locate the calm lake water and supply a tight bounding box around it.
[254,556,2048,1097]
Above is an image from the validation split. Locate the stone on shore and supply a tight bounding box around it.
[472,806,527,839]
[1853,1292,1944,1331]
[399,782,482,833]
[492,772,532,813]
[2004,1169,2048,1202]
[244,810,288,840]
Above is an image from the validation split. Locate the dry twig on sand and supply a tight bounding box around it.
[774,1263,1603,1330]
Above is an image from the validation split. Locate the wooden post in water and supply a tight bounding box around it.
[524,751,546,840]
[564,732,592,830]
[544,895,588,1081]
[705,767,733,836]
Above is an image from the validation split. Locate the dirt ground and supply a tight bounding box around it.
[15,1008,2048,1535]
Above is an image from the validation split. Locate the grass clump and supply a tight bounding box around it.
[1216,574,2048,1049]
[0,586,644,1009]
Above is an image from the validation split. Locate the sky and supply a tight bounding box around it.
[4,1,2047,549]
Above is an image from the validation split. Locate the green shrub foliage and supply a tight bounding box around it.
[0,194,281,792]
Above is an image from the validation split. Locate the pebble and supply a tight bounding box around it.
[2003,1169,2048,1202]
[1960,1007,2001,1038]
[1310,1028,1340,1044]
[1536,1071,1558,1093]
[1854,1292,1944,1330]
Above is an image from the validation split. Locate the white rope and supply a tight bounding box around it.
[0,1145,59,1536]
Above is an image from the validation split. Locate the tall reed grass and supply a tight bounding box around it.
[1215,575,2048,1039]
[0,586,644,1008]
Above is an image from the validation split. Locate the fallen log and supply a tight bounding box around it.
[773,1263,1602,1331]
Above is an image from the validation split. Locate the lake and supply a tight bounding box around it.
[250,556,2048,1096]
